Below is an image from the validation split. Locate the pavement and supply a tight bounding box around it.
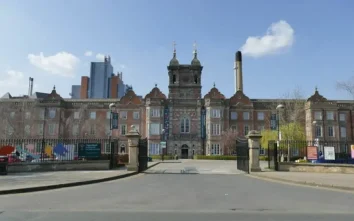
[0,162,159,195]
[145,159,243,174]
[251,171,354,191]
[1,160,354,220]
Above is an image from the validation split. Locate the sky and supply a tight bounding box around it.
[1,0,354,100]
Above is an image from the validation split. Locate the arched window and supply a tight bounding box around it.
[120,144,126,154]
[194,75,198,84]
[180,117,190,133]
[172,75,176,84]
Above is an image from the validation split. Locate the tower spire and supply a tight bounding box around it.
[193,41,197,58]
[173,41,177,58]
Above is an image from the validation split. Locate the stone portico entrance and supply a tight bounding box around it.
[181,144,189,159]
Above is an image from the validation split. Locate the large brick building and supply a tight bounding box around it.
[1,50,353,158]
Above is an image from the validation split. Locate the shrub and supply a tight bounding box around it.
[259,156,269,161]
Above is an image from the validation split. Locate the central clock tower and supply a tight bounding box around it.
[166,44,205,158]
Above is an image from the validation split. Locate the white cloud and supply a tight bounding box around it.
[240,20,295,58]
[119,64,126,69]
[96,53,105,61]
[28,52,80,77]
[0,70,29,96]
[84,51,93,56]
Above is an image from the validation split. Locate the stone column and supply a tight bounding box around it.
[247,130,262,172]
[125,125,141,172]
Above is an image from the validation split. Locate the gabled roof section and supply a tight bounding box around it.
[229,90,252,106]
[145,85,166,100]
[119,89,142,105]
[1,92,12,99]
[307,87,327,102]
[204,86,225,99]
[30,92,50,99]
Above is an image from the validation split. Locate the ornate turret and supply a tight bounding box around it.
[169,41,179,66]
[191,41,201,66]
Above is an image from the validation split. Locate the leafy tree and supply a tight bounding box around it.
[261,122,305,149]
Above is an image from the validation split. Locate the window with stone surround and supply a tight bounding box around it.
[74,111,80,119]
[315,126,322,137]
[243,112,250,120]
[230,111,237,120]
[328,126,334,137]
[149,143,160,155]
[151,109,160,117]
[326,111,334,120]
[48,124,56,135]
[211,124,221,135]
[180,118,190,133]
[90,111,96,119]
[120,111,127,119]
[244,125,249,136]
[25,112,31,120]
[48,109,56,119]
[121,124,127,135]
[211,144,221,155]
[133,111,140,119]
[150,123,160,135]
[211,109,221,118]
[340,127,347,138]
[339,113,346,121]
[314,111,322,120]
[257,112,264,120]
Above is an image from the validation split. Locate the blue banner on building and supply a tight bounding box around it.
[112,112,119,129]
[201,108,206,139]
[164,107,169,140]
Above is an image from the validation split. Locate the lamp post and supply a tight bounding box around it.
[276,104,285,162]
[161,129,165,162]
[109,103,116,169]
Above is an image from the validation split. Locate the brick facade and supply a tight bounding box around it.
[1,52,353,158]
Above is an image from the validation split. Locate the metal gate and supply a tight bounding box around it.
[267,140,279,171]
[109,139,119,169]
[236,138,250,173]
[138,138,148,172]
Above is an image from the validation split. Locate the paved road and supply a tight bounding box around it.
[1,161,353,221]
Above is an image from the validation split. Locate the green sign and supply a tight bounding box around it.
[78,143,101,159]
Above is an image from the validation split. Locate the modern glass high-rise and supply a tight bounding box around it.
[89,56,113,98]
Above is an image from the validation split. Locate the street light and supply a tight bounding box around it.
[276,104,285,141]
[276,104,285,162]
[109,103,116,169]
[161,129,165,161]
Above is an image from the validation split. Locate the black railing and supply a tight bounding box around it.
[0,138,113,164]
[267,140,354,166]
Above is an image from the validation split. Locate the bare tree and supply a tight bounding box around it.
[221,128,239,155]
[62,104,108,139]
[337,77,354,98]
[265,86,306,126]
[0,99,36,139]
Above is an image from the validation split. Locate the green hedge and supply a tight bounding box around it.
[150,155,175,160]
